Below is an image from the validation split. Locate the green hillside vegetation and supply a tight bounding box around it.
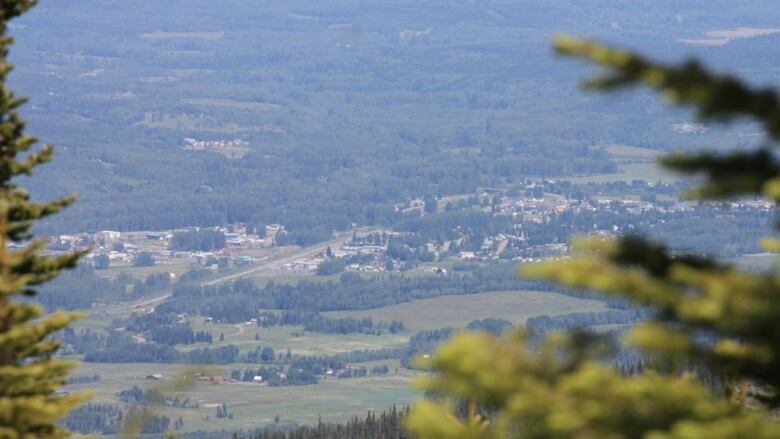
[65,361,419,432]
[324,290,607,332]
[1,0,779,436]
[10,1,778,241]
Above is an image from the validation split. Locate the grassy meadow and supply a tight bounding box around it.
[67,361,419,433]
[324,290,608,331]
[184,321,408,356]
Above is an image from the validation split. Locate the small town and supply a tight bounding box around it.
[47,186,774,279]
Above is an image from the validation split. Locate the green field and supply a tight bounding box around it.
[67,361,419,432]
[733,252,776,272]
[185,321,408,356]
[66,289,607,431]
[71,314,115,335]
[324,290,608,331]
[141,31,225,41]
[182,98,283,112]
[564,162,679,184]
[602,144,662,160]
[66,288,610,432]
[104,261,192,278]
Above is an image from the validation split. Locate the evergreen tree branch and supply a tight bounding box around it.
[554,35,780,141]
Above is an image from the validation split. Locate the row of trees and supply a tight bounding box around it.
[82,334,242,364]
[36,265,170,311]
[169,229,227,251]
[148,325,213,345]
[167,265,564,318]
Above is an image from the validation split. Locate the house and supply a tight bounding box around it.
[266,224,283,234]
[252,376,263,383]
[459,251,476,260]
[196,374,225,384]
[99,230,121,240]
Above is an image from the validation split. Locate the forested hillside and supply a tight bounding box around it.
[8,0,779,241]
[4,1,780,436]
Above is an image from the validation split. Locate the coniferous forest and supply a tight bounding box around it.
[1,0,780,438]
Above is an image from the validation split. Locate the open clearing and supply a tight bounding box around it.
[184,322,408,356]
[603,144,661,159]
[563,162,679,184]
[182,98,283,112]
[104,260,192,278]
[324,290,608,332]
[67,361,419,432]
[142,31,225,41]
[733,253,776,272]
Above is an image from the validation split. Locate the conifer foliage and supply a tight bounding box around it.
[407,37,780,438]
[0,1,87,437]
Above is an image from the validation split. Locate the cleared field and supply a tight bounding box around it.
[182,98,283,112]
[67,361,419,432]
[71,313,115,334]
[186,321,408,356]
[137,112,284,134]
[733,252,776,272]
[563,162,679,184]
[105,260,192,278]
[603,144,661,159]
[324,290,608,332]
[142,31,225,41]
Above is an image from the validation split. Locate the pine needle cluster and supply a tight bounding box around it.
[0,1,88,437]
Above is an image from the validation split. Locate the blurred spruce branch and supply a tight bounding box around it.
[553,35,780,141]
[407,37,780,439]
[0,1,90,437]
[555,35,780,203]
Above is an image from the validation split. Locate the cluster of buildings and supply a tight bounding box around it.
[182,138,251,159]
[52,224,284,271]
[279,239,389,274]
[49,185,776,276]
[392,189,775,264]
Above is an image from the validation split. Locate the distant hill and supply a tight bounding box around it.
[8,0,779,239]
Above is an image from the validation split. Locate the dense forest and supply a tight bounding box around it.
[63,403,175,435]
[35,265,170,311]
[9,1,777,241]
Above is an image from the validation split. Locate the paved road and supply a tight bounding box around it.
[94,229,369,316]
[98,291,173,317]
[201,230,359,286]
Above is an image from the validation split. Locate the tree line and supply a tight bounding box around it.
[170,229,227,251]
[166,264,566,319]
